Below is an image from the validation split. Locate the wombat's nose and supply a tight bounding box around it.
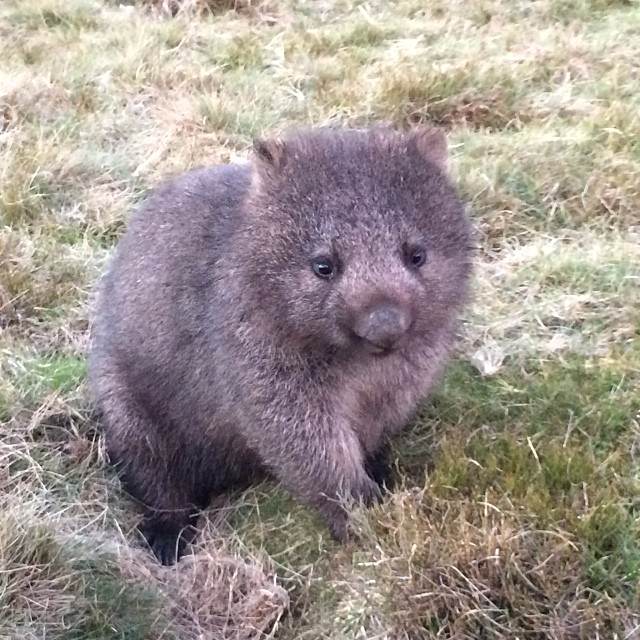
[353,303,412,352]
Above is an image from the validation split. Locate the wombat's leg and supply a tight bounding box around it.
[121,453,206,564]
[263,425,382,542]
[99,388,205,565]
[314,470,382,542]
[364,441,395,492]
[120,460,204,565]
[139,508,200,566]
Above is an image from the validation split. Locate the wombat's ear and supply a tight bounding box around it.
[409,127,448,172]
[252,137,287,175]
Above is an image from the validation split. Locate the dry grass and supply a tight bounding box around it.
[1,0,639,638]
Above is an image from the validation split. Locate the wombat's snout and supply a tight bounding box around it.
[352,302,413,353]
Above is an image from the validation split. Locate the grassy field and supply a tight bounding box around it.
[1,0,639,637]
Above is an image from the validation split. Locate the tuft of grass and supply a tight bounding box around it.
[581,503,640,602]
[0,228,96,328]
[138,0,268,17]
[0,504,168,639]
[20,354,87,398]
[6,0,100,31]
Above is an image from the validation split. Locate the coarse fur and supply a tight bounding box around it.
[89,126,473,564]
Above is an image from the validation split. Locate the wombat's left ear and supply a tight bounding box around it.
[252,137,287,175]
[409,127,448,172]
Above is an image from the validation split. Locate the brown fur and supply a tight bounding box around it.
[88,125,473,564]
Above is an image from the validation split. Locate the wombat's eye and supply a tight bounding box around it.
[407,246,427,268]
[311,257,335,279]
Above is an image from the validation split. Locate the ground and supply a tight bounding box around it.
[1,0,639,638]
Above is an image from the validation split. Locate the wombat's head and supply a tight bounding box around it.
[241,126,473,356]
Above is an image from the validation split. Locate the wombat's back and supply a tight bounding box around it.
[91,162,250,383]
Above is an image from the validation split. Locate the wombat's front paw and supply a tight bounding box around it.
[365,445,394,492]
[156,533,185,565]
[327,510,349,543]
[141,526,191,565]
[352,474,383,507]
[324,476,382,543]
[142,530,183,565]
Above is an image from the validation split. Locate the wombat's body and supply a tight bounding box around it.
[89,127,472,564]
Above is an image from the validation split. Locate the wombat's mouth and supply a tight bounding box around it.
[359,339,397,357]
[348,328,406,357]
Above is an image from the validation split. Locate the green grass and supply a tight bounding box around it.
[1,0,640,638]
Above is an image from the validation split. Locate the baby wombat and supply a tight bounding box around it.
[89,126,472,565]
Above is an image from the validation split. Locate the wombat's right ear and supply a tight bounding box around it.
[409,127,448,172]
[252,138,287,176]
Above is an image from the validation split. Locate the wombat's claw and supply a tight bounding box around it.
[327,516,349,543]
[365,446,394,492]
[143,530,186,565]
[356,476,383,508]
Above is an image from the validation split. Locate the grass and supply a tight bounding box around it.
[1,0,639,637]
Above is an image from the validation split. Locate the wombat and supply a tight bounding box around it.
[89,126,473,565]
